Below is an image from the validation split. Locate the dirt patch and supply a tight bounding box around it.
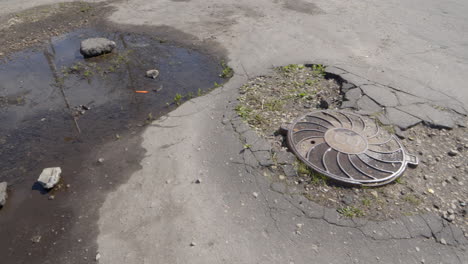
[235,64,467,235]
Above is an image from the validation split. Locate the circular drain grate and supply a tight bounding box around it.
[287,110,418,186]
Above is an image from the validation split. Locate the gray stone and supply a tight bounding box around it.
[145,69,160,79]
[385,107,421,130]
[448,150,459,156]
[397,104,456,129]
[37,167,62,189]
[360,84,399,107]
[344,88,362,102]
[0,182,7,207]
[80,38,116,58]
[356,95,382,113]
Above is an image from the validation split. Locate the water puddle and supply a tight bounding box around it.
[0,27,226,261]
[0,27,224,186]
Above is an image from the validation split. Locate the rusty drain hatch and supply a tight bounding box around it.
[287,110,418,186]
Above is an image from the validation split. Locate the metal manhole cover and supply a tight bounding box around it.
[287,110,419,186]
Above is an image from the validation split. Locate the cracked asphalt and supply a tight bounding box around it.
[1,0,467,263]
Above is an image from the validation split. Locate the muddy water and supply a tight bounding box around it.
[0,28,225,263]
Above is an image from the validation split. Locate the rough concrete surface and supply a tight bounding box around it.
[1,0,468,263]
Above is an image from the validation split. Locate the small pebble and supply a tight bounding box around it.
[448,150,459,156]
[252,192,259,198]
[440,238,447,245]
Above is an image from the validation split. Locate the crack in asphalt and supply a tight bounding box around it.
[334,66,467,115]
[226,106,466,254]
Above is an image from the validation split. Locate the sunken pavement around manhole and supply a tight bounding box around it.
[230,64,467,246]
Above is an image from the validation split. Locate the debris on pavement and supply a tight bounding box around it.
[145,69,159,79]
[0,181,7,207]
[252,192,259,198]
[80,38,116,58]
[135,91,149,94]
[31,235,42,243]
[97,158,105,164]
[37,167,62,189]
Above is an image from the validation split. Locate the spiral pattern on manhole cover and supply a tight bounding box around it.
[287,110,418,186]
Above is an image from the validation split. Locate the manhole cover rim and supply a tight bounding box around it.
[286,110,418,186]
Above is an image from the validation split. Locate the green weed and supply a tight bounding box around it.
[235,105,252,119]
[281,64,305,73]
[362,198,371,207]
[312,64,326,77]
[264,99,284,111]
[337,206,364,218]
[173,93,183,105]
[296,160,327,185]
[220,61,234,78]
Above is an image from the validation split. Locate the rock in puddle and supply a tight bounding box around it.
[80,38,116,58]
[145,69,160,79]
[37,167,62,189]
[0,181,7,207]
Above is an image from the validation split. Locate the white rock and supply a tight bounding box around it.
[145,69,160,79]
[0,182,7,207]
[95,253,101,261]
[38,167,62,189]
[252,192,259,198]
